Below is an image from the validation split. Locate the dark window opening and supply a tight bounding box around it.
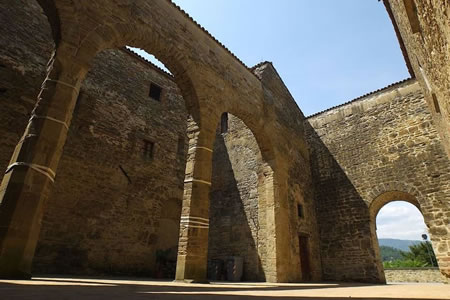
[149,83,163,101]
[143,140,155,160]
[177,136,185,158]
[0,88,7,94]
[297,204,304,218]
[432,93,441,113]
[221,113,228,134]
[403,0,421,34]
[0,64,6,68]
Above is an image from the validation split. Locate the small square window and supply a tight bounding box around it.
[149,83,162,101]
[143,140,154,160]
[297,204,304,218]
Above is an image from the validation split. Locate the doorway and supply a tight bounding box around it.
[299,235,311,281]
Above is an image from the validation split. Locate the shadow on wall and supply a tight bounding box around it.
[304,121,383,283]
[208,127,265,282]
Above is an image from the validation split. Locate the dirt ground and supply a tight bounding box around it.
[0,277,449,299]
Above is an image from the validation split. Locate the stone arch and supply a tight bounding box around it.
[71,22,203,125]
[208,112,274,281]
[369,190,421,221]
[33,45,192,277]
[223,108,277,169]
[39,1,205,125]
[366,181,425,209]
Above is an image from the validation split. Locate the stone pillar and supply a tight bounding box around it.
[0,50,86,279]
[175,118,215,283]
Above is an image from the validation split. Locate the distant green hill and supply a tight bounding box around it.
[378,238,421,251]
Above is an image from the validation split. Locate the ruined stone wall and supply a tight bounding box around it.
[385,0,450,158]
[206,65,322,282]
[0,0,187,277]
[306,80,450,282]
[255,63,322,282]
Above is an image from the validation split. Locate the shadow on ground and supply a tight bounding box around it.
[0,277,448,300]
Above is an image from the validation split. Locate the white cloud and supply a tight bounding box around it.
[376,201,428,240]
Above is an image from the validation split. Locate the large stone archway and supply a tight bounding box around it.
[368,190,422,283]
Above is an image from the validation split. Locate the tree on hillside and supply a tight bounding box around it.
[401,241,437,267]
[380,246,403,261]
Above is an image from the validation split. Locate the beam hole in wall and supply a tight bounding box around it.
[432,93,441,114]
[371,195,440,283]
[403,0,421,34]
[0,88,7,94]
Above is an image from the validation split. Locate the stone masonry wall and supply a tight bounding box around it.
[255,63,322,282]
[386,0,450,158]
[384,268,446,283]
[208,114,264,281]
[0,0,54,176]
[208,111,322,282]
[34,48,188,276]
[0,0,187,277]
[306,80,450,282]
[1,0,320,281]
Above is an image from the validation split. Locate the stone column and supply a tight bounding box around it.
[0,50,86,279]
[175,118,215,283]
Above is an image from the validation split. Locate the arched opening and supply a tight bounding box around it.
[31,45,192,279]
[207,112,272,282]
[370,191,441,283]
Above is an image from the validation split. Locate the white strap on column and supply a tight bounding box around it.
[5,162,56,183]
[30,115,69,131]
[180,216,210,229]
[16,134,38,145]
[184,178,212,186]
[188,146,213,153]
[47,79,77,90]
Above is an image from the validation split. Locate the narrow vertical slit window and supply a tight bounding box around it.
[143,140,155,160]
[297,204,304,218]
[177,136,185,158]
[220,112,228,134]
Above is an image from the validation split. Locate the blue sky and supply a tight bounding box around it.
[137,0,410,116]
